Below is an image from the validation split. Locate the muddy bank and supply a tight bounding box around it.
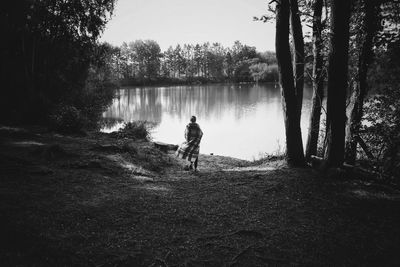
[0,126,399,266]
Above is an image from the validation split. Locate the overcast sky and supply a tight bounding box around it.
[100,0,276,52]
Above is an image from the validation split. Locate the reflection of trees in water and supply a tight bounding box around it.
[103,83,288,123]
[103,88,163,124]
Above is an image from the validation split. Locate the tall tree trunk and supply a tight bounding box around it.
[289,0,305,116]
[345,0,380,164]
[276,0,305,166]
[325,0,351,168]
[305,0,324,161]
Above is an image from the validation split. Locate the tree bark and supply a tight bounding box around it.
[324,0,351,168]
[345,0,380,164]
[289,0,305,117]
[276,0,305,166]
[305,0,324,161]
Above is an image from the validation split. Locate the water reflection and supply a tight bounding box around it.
[102,83,312,160]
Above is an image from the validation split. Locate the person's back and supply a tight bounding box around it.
[176,116,203,171]
[186,122,202,143]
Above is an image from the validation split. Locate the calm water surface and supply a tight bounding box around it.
[102,83,313,160]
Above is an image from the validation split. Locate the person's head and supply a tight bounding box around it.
[190,116,196,123]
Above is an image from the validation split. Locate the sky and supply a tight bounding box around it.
[100,0,276,52]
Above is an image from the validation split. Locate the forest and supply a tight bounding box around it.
[1,1,117,127]
[99,40,279,85]
[270,0,400,182]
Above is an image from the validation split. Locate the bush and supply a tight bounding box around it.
[49,79,117,134]
[360,92,400,181]
[77,80,117,129]
[50,105,84,133]
[359,40,400,183]
[115,121,154,141]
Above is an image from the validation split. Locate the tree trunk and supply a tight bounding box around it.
[324,0,351,168]
[289,0,305,116]
[276,0,305,166]
[345,0,380,164]
[305,0,324,161]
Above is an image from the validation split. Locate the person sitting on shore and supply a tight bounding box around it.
[176,116,203,171]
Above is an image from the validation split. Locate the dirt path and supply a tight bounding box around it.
[1,126,400,266]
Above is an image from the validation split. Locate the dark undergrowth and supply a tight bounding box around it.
[0,125,399,266]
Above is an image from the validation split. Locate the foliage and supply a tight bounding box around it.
[0,0,116,125]
[76,44,118,129]
[360,41,400,181]
[375,0,400,47]
[249,63,279,82]
[256,0,400,170]
[49,77,116,133]
[48,42,118,133]
[105,40,277,85]
[49,106,84,134]
[361,93,400,180]
[114,121,154,141]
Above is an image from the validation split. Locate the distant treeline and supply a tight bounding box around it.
[100,41,279,85]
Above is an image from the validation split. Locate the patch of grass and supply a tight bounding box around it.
[251,153,286,166]
[251,139,286,165]
[136,145,173,173]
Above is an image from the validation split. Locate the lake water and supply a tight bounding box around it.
[102,83,313,160]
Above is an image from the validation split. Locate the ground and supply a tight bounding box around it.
[0,126,400,266]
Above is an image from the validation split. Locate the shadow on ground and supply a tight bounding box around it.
[1,126,399,266]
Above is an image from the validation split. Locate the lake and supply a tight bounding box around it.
[102,83,313,160]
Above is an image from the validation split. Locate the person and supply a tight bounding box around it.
[176,116,203,171]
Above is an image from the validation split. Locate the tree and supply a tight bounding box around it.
[0,0,116,123]
[201,43,210,78]
[183,44,196,78]
[224,51,234,79]
[208,43,225,80]
[260,51,278,65]
[128,40,161,82]
[324,0,351,167]
[112,40,275,84]
[249,63,269,82]
[230,41,259,82]
[289,0,305,116]
[163,46,176,78]
[275,0,305,166]
[345,0,381,164]
[119,42,132,81]
[144,40,162,80]
[193,44,203,77]
[362,40,400,179]
[174,44,185,78]
[305,0,325,161]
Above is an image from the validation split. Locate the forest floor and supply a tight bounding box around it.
[1,125,400,267]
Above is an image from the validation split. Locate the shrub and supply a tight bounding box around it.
[360,92,400,181]
[49,79,117,134]
[50,105,84,133]
[359,41,400,183]
[77,80,117,129]
[116,121,154,141]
